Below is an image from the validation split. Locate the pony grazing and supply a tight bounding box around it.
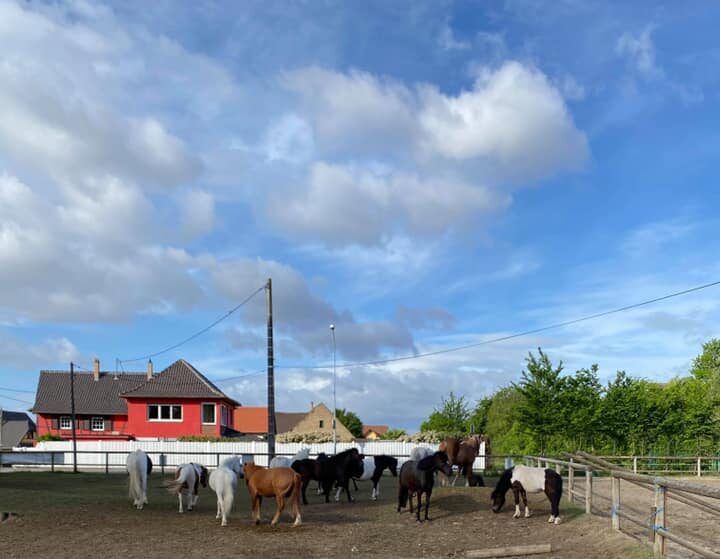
[317,448,364,503]
[209,455,244,527]
[336,454,398,501]
[439,434,482,486]
[491,465,563,524]
[166,462,209,513]
[397,451,452,522]
[269,447,310,468]
[127,450,152,510]
[244,462,302,526]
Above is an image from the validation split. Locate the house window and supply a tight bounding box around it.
[319,420,324,428]
[220,405,228,426]
[91,417,105,431]
[202,403,216,424]
[59,416,72,430]
[147,404,182,422]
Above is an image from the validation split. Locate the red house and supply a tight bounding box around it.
[32,359,239,440]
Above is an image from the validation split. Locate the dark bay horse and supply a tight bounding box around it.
[397,451,452,522]
[291,457,324,505]
[439,434,483,486]
[491,465,563,524]
[317,448,364,503]
[244,463,302,526]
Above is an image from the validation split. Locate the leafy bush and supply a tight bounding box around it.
[176,435,240,442]
[277,431,335,443]
[37,434,63,442]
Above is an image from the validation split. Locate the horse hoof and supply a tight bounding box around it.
[221,521,228,527]
[554,517,561,525]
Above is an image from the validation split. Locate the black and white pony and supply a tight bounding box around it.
[126,449,152,510]
[209,455,244,526]
[335,454,398,501]
[166,462,209,513]
[491,465,563,524]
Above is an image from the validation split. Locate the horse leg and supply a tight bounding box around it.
[178,491,184,513]
[425,488,432,521]
[334,486,342,502]
[451,466,459,486]
[415,492,422,522]
[271,494,285,526]
[352,478,359,491]
[512,483,521,518]
[547,487,561,524]
[397,486,407,512]
[301,478,309,505]
[522,488,530,517]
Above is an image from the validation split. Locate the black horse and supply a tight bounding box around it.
[317,448,364,503]
[490,465,563,524]
[291,456,324,505]
[397,451,452,522]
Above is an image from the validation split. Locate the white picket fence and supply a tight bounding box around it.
[6,439,486,471]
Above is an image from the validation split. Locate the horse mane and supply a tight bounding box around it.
[492,466,514,496]
[292,448,310,461]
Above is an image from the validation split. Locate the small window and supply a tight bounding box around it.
[147,404,182,421]
[221,405,228,426]
[319,420,324,428]
[202,403,216,424]
[91,417,105,431]
[60,416,72,430]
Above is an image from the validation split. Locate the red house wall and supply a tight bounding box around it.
[125,398,233,439]
[36,413,131,440]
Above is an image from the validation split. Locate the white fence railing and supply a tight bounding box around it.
[4,440,487,471]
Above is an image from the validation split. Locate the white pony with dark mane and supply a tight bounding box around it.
[165,462,209,513]
[209,455,244,526]
[127,449,152,510]
[269,447,310,468]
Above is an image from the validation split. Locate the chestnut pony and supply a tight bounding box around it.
[244,462,302,526]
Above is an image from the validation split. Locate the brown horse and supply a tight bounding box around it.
[439,434,483,486]
[243,462,302,526]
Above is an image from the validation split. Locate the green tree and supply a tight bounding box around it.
[380,428,407,440]
[335,408,363,438]
[690,338,720,381]
[484,386,532,454]
[560,365,602,451]
[420,392,470,434]
[513,349,565,454]
[467,397,492,434]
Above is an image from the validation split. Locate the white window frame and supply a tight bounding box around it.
[59,416,72,430]
[147,404,183,422]
[202,402,216,425]
[90,417,105,431]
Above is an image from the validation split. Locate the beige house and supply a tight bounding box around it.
[286,402,354,441]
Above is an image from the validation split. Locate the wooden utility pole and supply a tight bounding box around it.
[70,362,78,473]
[266,278,276,461]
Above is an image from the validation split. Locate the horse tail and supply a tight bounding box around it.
[164,468,189,494]
[127,452,147,506]
[290,472,303,523]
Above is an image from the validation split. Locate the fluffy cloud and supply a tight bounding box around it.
[268,162,509,245]
[616,26,663,80]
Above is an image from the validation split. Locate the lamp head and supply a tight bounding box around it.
[329,324,335,330]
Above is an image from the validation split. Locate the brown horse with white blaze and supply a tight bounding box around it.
[439,434,483,486]
[244,462,302,526]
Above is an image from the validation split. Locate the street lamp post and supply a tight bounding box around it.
[330,324,337,454]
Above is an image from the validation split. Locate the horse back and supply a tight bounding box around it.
[511,465,547,493]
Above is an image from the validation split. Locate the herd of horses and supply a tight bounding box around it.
[126,434,563,527]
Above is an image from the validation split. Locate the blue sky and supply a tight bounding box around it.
[1,1,719,431]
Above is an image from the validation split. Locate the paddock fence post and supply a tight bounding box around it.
[633,456,637,473]
[568,459,575,504]
[697,457,702,478]
[653,482,667,556]
[105,451,109,474]
[611,475,620,531]
[51,451,55,472]
[585,469,593,514]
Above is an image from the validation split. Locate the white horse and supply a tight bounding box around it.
[127,450,152,510]
[209,455,244,527]
[409,446,434,461]
[165,462,209,513]
[269,447,310,468]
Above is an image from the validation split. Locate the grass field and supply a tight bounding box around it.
[0,471,652,558]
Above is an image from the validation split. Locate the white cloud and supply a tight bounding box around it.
[178,189,216,240]
[616,26,663,80]
[438,21,471,51]
[268,162,509,245]
[418,62,588,177]
[0,332,80,370]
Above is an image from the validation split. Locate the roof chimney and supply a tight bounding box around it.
[147,359,154,380]
[310,401,314,410]
[93,358,100,381]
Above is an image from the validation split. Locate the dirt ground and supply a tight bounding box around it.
[0,471,658,559]
[588,477,720,558]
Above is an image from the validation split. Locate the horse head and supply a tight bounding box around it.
[491,467,513,512]
[418,451,452,476]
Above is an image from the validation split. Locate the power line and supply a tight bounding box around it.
[211,370,266,384]
[0,387,36,394]
[278,279,720,370]
[118,284,266,364]
[0,394,34,405]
